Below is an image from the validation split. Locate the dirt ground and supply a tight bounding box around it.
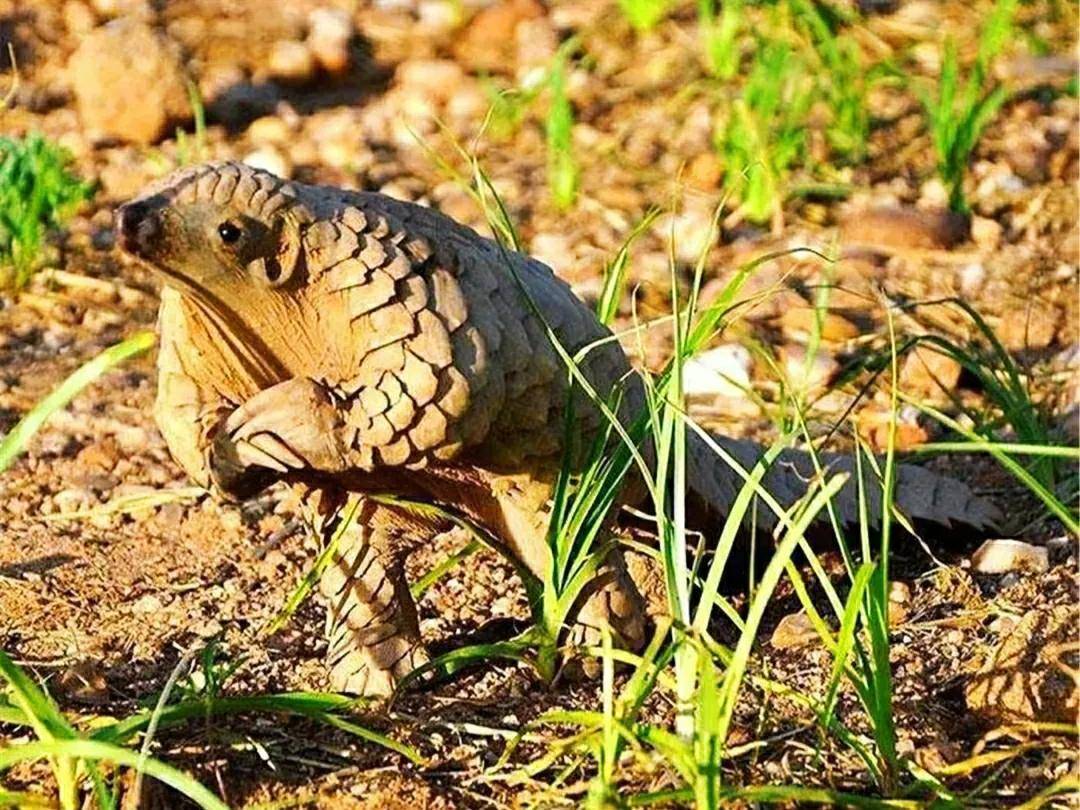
[0,0,1077,807]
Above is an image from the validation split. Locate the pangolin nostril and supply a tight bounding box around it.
[116,203,159,253]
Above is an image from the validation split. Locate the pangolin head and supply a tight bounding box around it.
[116,161,310,301]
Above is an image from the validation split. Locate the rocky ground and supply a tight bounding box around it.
[0,0,1077,807]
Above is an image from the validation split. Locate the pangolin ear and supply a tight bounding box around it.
[247,216,303,288]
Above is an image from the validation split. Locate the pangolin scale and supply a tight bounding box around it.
[117,161,999,696]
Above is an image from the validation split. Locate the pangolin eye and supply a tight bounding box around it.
[217,221,242,244]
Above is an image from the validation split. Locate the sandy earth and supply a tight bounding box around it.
[1,0,1077,806]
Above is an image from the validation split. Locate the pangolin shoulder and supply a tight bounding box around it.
[291,187,630,470]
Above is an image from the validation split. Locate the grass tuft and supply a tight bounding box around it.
[0,134,95,290]
[717,37,815,226]
[916,0,1017,213]
[789,0,871,162]
[175,81,208,167]
[699,0,744,79]
[618,0,670,33]
[546,40,580,212]
[0,641,423,810]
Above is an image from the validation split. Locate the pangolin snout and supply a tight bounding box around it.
[115,202,160,255]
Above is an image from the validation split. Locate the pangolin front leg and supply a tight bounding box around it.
[209,377,348,500]
[311,495,441,697]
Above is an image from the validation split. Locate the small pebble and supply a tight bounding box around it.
[970,216,1003,251]
[780,344,839,392]
[888,581,911,627]
[779,307,859,344]
[132,593,164,613]
[62,1,97,34]
[899,345,962,399]
[998,301,1060,350]
[53,487,96,514]
[971,539,1049,575]
[68,18,190,144]
[267,40,316,83]
[770,612,819,650]
[958,262,986,297]
[244,146,292,179]
[683,344,752,398]
[308,7,354,75]
[246,116,292,145]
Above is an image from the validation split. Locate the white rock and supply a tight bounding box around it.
[530,232,573,271]
[396,59,464,102]
[683,344,752,398]
[243,146,291,179]
[89,0,150,18]
[958,262,986,297]
[780,344,839,392]
[308,7,353,75]
[918,177,949,209]
[971,539,1049,575]
[418,0,461,33]
[888,581,911,627]
[112,425,155,455]
[445,83,487,121]
[662,204,716,265]
[53,487,96,515]
[132,594,163,613]
[975,167,1025,198]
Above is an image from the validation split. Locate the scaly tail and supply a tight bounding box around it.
[686,431,1001,531]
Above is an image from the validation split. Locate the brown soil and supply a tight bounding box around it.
[1,0,1077,807]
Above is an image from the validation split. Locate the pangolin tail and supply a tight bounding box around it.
[686,430,1002,532]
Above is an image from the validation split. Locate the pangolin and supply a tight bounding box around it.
[116,161,999,697]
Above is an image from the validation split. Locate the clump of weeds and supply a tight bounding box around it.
[0,134,94,290]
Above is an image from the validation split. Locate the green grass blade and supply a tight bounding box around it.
[0,648,81,808]
[545,41,579,211]
[691,430,792,631]
[411,539,481,600]
[0,650,76,741]
[264,498,362,634]
[0,790,55,808]
[713,474,848,746]
[0,331,155,473]
[596,208,660,327]
[904,393,1078,533]
[93,692,355,743]
[910,442,1080,459]
[0,739,228,810]
[316,713,426,766]
[619,0,669,31]
[821,563,875,723]
[394,639,535,696]
[91,690,423,765]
